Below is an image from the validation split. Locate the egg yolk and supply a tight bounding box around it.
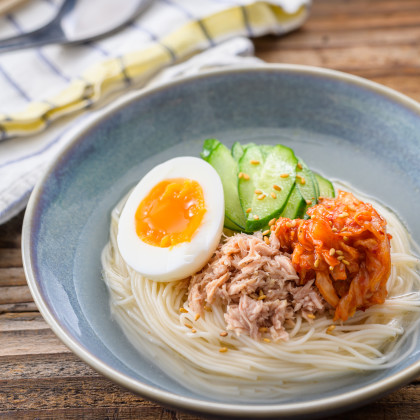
[135,178,206,248]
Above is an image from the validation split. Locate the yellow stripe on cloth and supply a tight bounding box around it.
[0,2,309,139]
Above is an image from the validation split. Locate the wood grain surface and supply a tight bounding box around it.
[1,0,420,418]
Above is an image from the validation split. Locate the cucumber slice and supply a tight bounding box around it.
[201,139,220,160]
[296,159,318,205]
[239,145,297,230]
[231,141,256,162]
[314,173,335,198]
[204,142,247,230]
[281,185,306,219]
[223,216,242,231]
[231,142,244,162]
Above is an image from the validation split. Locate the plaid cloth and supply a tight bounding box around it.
[0,0,310,224]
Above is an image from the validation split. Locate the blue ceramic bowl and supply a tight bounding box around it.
[23,65,420,419]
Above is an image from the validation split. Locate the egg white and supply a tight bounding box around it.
[117,157,224,282]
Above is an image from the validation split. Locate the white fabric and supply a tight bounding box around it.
[0,0,309,224]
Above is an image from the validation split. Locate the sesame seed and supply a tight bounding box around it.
[259,327,268,333]
[246,208,252,213]
[329,266,334,271]
[314,259,320,268]
[257,290,267,300]
[264,236,270,245]
[336,250,343,256]
[255,189,263,194]
[204,305,212,312]
[297,163,303,170]
[263,338,271,343]
[329,248,336,256]
[273,184,281,191]
[307,314,316,320]
[220,331,228,337]
[291,219,297,227]
[250,159,260,165]
[242,173,250,180]
[191,328,197,333]
[286,222,292,228]
[338,212,349,218]
[329,221,333,226]
[179,308,188,313]
[184,323,193,329]
[280,173,289,178]
[269,218,277,226]
[297,175,306,185]
[219,347,228,353]
[254,215,259,220]
[326,325,335,334]
[343,236,349,241]
[342,259,350,266]
[271,192,277,199]
[337,256,344,261]
[262,230,270,236]
[195,314,200,321]
[306,200,312,205]
[257,194,266,200]
[332,227,338,232]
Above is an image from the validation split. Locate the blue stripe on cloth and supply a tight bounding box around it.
[159,0,215,46]
[86,42,110,57]
[6,14,71,82]
[130,23,177,63]
[117,55,132,86]
[240,5,253,37]
[0,112,91,170]
[201,0,253,37]
[0,64,31,101]
[36,50,71,82]
[0,125,6,141]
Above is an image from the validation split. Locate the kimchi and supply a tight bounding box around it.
[273,191,391,321]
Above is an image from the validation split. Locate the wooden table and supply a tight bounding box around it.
[1,0,420,418]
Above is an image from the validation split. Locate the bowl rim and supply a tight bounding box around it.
[22,63,420,418]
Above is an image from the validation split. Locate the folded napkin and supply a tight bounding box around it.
[0,0,310,224]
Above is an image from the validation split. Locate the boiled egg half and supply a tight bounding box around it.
[117,157,224,282]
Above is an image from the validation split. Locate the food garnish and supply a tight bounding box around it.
[201,140,334,232]
[274,191,391,321]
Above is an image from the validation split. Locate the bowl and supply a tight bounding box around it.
[22,64,420,419]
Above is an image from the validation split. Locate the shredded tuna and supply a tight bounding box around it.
[187,233,328,341]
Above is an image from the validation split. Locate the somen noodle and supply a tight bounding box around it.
[101,182,420,401]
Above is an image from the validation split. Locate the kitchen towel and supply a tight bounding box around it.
[0,0,310,224]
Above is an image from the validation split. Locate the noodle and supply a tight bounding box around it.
[101,183,420,401]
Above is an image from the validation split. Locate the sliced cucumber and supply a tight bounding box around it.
[231,142,244,162]
[201,139,220,160]
[281,185,306,219]
[296,159,318,205]
[204,142,247,230]
[231,141,256,162]
[239,145,297,230]
[314,173,335,198]
[223,216,242,231]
